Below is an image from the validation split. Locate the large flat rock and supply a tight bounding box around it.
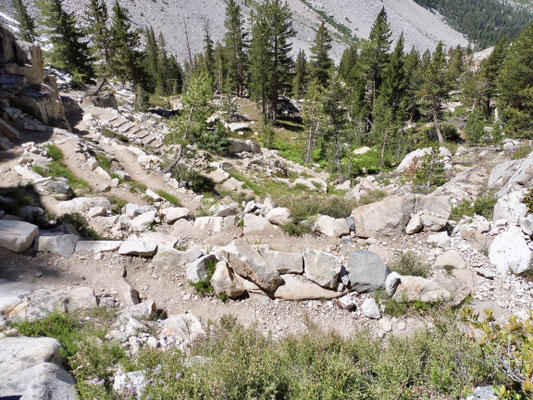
[0,220,39,252]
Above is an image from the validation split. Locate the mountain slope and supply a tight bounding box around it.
[0,0,467,61]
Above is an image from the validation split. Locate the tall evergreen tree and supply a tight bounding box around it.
[309,21,333,88]
[203,25,215,85]
[109,0,141,83]
[339,44,358,83]
[12,0,36,42]
[37,0,92,80]
[419,41,449,143]
[322,73,349,179]
[360,7,392,110]
[223,0,248,96]
[84,0,111,79]
[302,79,325,162]
[143,26,159,92]
[214,41,227,92]
[293,49,309,99]
[249,0,296,120]
[168,55,183,94]
[380,33,407,115]
[498,21,533,138]
[157,32,170,95]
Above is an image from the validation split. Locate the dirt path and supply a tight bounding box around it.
[51,134,146,206]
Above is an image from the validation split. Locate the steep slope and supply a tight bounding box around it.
[0,0,467,62]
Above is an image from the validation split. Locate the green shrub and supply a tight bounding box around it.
[462,308,533,398]
[156,190,182,206]
[347,148,382,177]
[522,188,533,214]
[391,252,431,278]
[281,221,312,237]
[412,146,447,193]
[189,257,218,296]
[172,168,216,194]
[57,213,103,240]
[511,143,531,160]
[12,310,80,358]
[0,185,36,215]
[203,122,230,154]
[262,121,276,149]
[450,195,498,221]
[135,314,492,400]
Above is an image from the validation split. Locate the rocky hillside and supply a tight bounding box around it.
[1,25,533,400]
[0,0,467,60]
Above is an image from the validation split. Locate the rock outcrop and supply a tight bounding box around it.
[0,25,69,136]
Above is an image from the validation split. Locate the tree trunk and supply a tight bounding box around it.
[433,110,444,144]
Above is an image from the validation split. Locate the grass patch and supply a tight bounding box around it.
[37,145,90,191]
[156,190,181,206]
[391,252,431,278]
[101,127,130,143]
[106,195,127,214]
[381,297,442,317]
[450,195,498,221]
[0,185,37,215]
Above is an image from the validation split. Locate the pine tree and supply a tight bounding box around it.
[447,45,465,88]
[380,33,406,115]
[498,20,533,138]
[12,0,36,42]
[419,41,449,143]
[203,25,215,85]
[293,50,308,99]
[339,44,358,83]
[360,7,392,110]
[214,41,227,92]
[143,26,159,92]
[302,79,325,163]
[109,0,141,83]
[322,73,349,179]
[249,0,296,120]
[480,38,507,117]
[309,21,333,88]
[84,0,111,79]
[37,0,93,81]
[223,0,248,96]
[157,32,170,95]
[168,55,183,94]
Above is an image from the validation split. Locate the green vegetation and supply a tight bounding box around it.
[34,144,90,191]
[462,308,533,398]
[156,190,181,206]
[0,185,37,216]
[57,213,103,240]
[413,0,533,48]
[390,251,431,278]
[381,296,441,317]
[100,127,129,143]
[411,147,448,193]
[450,195,498,221]
[511,143,532,160]
[189,257,217,296]
[522,188,533,214]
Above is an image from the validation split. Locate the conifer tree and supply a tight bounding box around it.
[143,26,159,92]
[309,21,333,88]
[380,33,407,115]
[360,7,392,109]
[168,55,183,94]
[109,0,141,84]
[339,44,357,83]
[223,0,248,96]
[157,32,170,95]
[293,50,309,99]
[447,45,465,88]
[498,20,533,138]
[419,41,449,143]
[37,0,93,81]
[12,0,36,42]
[84,0,111,79]
[322,73,349,179]
[214,41,227,92]
[203,25,215,85]
[480,38,507,116]
[302,79,325,162]
[249,0,295,120]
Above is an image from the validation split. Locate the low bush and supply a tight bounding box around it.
[511,143,531,160]
[412,146,448,193]
[57,213,102,240]
[0,185,36,215]
[522,188,533,214]
[462,307,533,398]
[450,195,498,221]
[391,252,431,278]
[189,257,217,296]
[172,168,216,194]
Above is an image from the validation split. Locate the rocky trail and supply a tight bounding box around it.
[1,24,533,399]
